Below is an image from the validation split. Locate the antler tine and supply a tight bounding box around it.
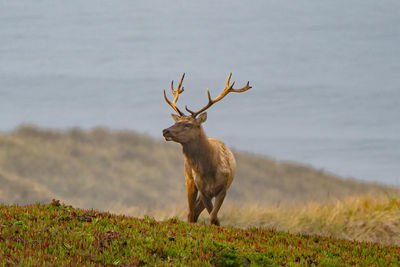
[226,72,233,89]
[185,88,212,116]
[185,73,252,118]
[171,73,185,94]
[164,73,186,116]
[177,73,185,93]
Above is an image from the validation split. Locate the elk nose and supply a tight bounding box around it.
[162,129,169,136]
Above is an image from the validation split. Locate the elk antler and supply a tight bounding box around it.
[185,73,252,118]
[163,73,186,116]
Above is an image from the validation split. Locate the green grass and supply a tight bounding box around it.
[1,201,399,266]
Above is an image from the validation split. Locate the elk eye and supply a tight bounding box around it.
[184,123,192,128]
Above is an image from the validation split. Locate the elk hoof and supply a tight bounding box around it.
[187,213,196,223]
[210,216,220,226]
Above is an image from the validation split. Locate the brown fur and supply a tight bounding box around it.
[163,114,236,225]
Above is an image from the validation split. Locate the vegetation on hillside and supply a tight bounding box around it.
[0,125,399,249]
[116,194,400,246]
[1,202,399,266]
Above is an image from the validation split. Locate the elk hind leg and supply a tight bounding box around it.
[210,189,227,226]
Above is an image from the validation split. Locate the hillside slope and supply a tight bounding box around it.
[0,125,395,211]
[0,202,399,266]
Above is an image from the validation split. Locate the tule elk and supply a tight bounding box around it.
[162,73,252,226]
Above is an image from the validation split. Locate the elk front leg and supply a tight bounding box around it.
[185,170,198,223]
[199,192,214,214]
[199,192,216,224]
[193,197,205,222]
[210,189,227,226]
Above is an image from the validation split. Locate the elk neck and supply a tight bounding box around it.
[181,127,217,177]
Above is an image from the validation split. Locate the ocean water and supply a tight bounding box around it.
[0,0,399,185]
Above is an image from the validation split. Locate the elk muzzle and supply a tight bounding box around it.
[162,128,173,141]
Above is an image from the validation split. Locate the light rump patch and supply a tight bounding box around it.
[162,73,251,226]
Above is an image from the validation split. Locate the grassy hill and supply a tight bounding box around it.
[0,125,399,246]
[1,202,399,266]
[0,125,394,211]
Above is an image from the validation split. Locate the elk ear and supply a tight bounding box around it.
[171,114,181,122]
[197,112,207,124]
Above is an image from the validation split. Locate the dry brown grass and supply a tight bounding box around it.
[115,193,400,246]
[0,125,394,210]
[225,194,400,246]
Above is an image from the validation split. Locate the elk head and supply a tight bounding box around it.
[162,73,252,144]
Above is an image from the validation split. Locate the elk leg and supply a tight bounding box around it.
[210,190,226,226]
[199,192,214,215]
[193,197,205,222]
[185,176,198,223]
